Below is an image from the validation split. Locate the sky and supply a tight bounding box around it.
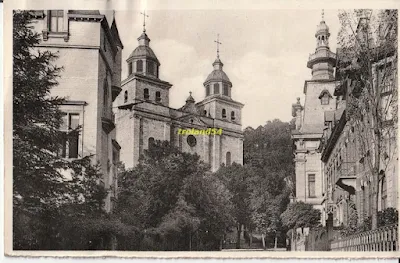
[105,8,340,128]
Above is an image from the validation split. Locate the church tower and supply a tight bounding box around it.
[115,12,172,168]
[196,35,244,171]
[291,11,337,216]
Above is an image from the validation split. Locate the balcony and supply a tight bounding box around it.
[335,161,356,194]
[307,50,336,68]
[102,109,115,134]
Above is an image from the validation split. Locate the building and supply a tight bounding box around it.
[114,26,244,171]
[320,15,398,228]
[291,13,337,213]
[31,10,124,212]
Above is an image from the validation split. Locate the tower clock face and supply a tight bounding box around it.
[187,135,197,147]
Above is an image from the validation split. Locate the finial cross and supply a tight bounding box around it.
[189,91,192,96]
[322,9,324,21]
[214,34,222,58]
[140,10,149,32]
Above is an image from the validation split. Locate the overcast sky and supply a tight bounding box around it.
[106,8,339,128]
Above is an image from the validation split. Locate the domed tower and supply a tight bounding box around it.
[197,35,243,124]
[126,31,160,79]
[306,11,336,80]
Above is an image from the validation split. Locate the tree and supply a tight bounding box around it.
[243,119,294,248]
[214,163,253,249]
[116,140,233,250]
[13,10,123,250]
[280,202,321,230]
[337,9,398,229]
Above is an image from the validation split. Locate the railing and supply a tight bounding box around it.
[337,161,356,179]
[308,50,336,62]
[330,224,398,251]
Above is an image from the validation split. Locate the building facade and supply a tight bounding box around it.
[291,15,337,212]
[320,16,398,227]
[114,27,244,171]
[31,10,123,212]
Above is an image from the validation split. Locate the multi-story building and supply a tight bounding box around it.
[291,14,337,213]
[31,10,123,212]
[114,25,244,171]
[320,15,398,227]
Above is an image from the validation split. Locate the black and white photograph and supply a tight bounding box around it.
[4,0,399,257]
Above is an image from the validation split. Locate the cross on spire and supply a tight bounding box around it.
[214,34,222,58]
[140,10,149,32]
[321,9,324,21]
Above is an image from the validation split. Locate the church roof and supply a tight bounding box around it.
[204,69,231,84]
[128,45,160,64]
[315,20,330,36]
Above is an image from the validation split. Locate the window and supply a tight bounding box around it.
[128,62,133,75]
[156,91,161,102]
[60,113,80,158]
[187,135,197,147]
[308,174,316,197]
[147,61,155,75]
[148,137,155,149]
[137,60,143,72]
[214,83,220,94]
[103,79,109,110]
[204,110,207,116]
[144,88,149,100]
[222,108,226,118]
[103,33,107,52]
[49,10,64,32]
[226,152,231,166]
[124,90,128,103]
[381,176,387,210]
[206,85,210,96]
[223,84,229,96]
[321,94,329,105]
[231,111,235,121]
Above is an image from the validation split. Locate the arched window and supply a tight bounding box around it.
[226,152,231,166]
[214,83,220,94]
[222,108,226,118]
[223,84,229,96]
[148,137,155,149]
[206,85,210,96]
[128,62,133,75]
[147,61,155,75]
[381,175,387,210]
[144,88,149,100]
[136,60,143,72]
[321,94,330,105]
[231,111,235,121]
[204,110,207,116]
[124,90,128,103]
[156,91,161,102]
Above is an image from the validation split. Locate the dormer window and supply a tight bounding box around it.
[124,90,128,103]
[222,108,226,118]
[156,91,161,102]
[206,85,210,96]
[144,88,149,100]
[223,84,229,96]
[319,89,332,105]
[137,60,143,72]
[214,83,220,94]
[204,110,207,116]
[231,111,235,121]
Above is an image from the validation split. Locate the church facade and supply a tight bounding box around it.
[291,15,337,213]
[114,28,244,171]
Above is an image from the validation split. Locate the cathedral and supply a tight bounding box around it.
[114,25,244,171]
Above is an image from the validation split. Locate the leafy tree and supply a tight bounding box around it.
[116,141,233,250]
[280,202,321,230]
[337,9,398,229]
[214,163,253,249]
